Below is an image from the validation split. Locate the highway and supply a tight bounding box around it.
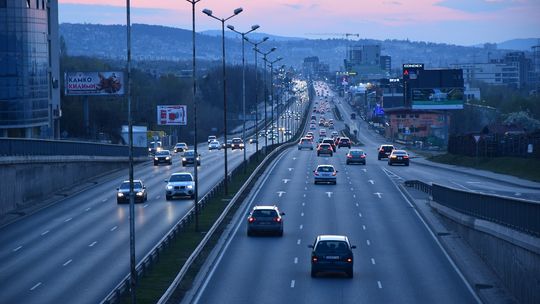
[187,81,539,303]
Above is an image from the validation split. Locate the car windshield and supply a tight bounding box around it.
[120,181,142,190]
[350,151,363,156]
[252,209,278,217]
[382,146,393,151]
[184,151,194,156]
[317,166,334,172]
[232,139,242,143]
[156,151,169,156]
[315,241,349,253]
[394,151,408,155]
[169,174,193,182]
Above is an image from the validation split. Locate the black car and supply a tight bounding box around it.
[153,150,172,166]
[247,205,285,236]
[338,137,351,148]
[309,235,356,278]
[346,149,366,165]
[388,150,410,166]
[182,150,201,166]
[377,144,394,160]
[116,180,147,204]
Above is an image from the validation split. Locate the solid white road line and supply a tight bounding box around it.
[89,241,97,247]
[30,282,42,291]
[110,226,118,232]
[63,259,73,267]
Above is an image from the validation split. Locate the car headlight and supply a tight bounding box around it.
[167,185,173,190]
[240,144,244,147]
[196,157,200,160]
[182,158,187,161]
[136,191,144,196]
[166,156,170,160]
[117,192,124,197]
[154,157,158,160]
[187,185,193,189]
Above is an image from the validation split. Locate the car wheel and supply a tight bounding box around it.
[330,153,333,157]
[153,163,158,166]
[117,199,121,204]
[247,230,253,237]
[406,163,410,166]
[165,195,171,201]
[182,162,186,166]
[298,147,301,150]
[333,181,337,185]
[311,269,317,278]
[278,229,283,237]
[378,157,381,160]
[347,269,353,278]
[190,194,195,199]
[311,147,313,150]
[388,162,392,166]
[317,153,320,156]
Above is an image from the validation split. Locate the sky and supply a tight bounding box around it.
[58,0,540,46]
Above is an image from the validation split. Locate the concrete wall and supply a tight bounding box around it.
[431,201,540,304]
[0,156,145,217]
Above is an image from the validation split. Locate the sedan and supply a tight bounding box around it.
[116,180,147,204]
[182,150,201,166]
[153,150,172,166]
[313,164,337,184]
[388,150,410,166]
[165,172,195,200]
[346,149,366,165]
[208,140,221,150]
[309,235,356,278]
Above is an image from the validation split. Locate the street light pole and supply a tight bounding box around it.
[203,7,242,195]
[125,0,136,302]
[186,0,201,231]
[255,47,276,152]
[268,57,282,145]
[245,37,269,159]
[227,24,260,174]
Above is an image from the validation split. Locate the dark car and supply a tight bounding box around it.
[309,235,356,278]
[231,138,244,150]
[388,150,410,166]
[317,143,333,157]
[182,150,201,166]
[222,140,232,149]
[346,149,366,165]
[338,137,351,148]
[247,205,285,236]
[117,180,147,204]
[321,138,337,152]
[153,150,172,166]
[377,144,394,160]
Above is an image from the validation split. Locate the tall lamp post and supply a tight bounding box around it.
[255,47,276,152]
[227,24,259,174]
[203,7,243,195]
[186,0,201,231]
[245,37,269,158]
[268,57,282,145]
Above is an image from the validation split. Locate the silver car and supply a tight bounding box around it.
[313,164,337,185]
[208,140,221,150]
[165,172,195,200]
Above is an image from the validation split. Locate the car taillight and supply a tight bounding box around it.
[346,258,353,263]
[274,217,281,222]
[347,155,352,158]
[404,155,409,159]
[314,172,319,176]
[361,155,365,158]
[312,257,318,263]
[248,217,255,223]
[332,172,337,176]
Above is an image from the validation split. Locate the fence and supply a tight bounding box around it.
[448,133,540,159]
[0,138,147,157]
[404,180,540,237]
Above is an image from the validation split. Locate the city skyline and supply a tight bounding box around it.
[58,0,540,46]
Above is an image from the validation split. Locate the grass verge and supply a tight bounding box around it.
[427,154,540,182]
[119,158,263,304]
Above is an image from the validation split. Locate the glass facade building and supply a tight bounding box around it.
[0,0,60,138]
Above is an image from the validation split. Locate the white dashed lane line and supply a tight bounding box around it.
[89,241,97,247]
[290,280,295,288]
[110,226,118,232]
[371,258,376,265]
[358,213,362,218]
[64,217,72,223]
[13,246,22,252]
[377,281,383,289]
[85,207,91,212]
[302,202,305,206]
[41,230,50,236]
[366,240,371,246]
[143,204,149,208]
[294,257,298,264]
[301,212,304,217]
[30,282,42,291]
[356,203,359,207]
[362,225,366,230]
[297,239,301,245]
[63,259,73,267]
[102,198,107,202]
[299,225,303,230]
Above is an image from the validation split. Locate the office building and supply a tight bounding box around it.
[0,0,60,138]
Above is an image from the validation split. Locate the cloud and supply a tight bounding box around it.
[435,0,515,13]
[383,1,402,5]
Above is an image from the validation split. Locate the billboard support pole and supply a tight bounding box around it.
[83,96,90,138]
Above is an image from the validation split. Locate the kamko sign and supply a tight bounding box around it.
[157,105,187,126]
[65,72,124,96]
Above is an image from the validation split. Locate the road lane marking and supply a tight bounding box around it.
[368,180,374,185]
[143,204,149,208]
[63,259,73,267]
[297,239,301,245]
[302,202,305,206]
[353,194,356,198]
[371,258,376,265]
[304,187,307,190]
[299,224,303,230]
[362,225,366,230]
[110,226,118,232]
[377,281,382,289]
[366,240,371,246]
[303,194,306,197]
[85,207,91,212]
[326,192,333,198]
[89,241,97,247]
[13,246,22,252]
[290,280,295,288]
[277,191,286,197]
[301,212,304,217]
[289,168,294,171]
[450,181,472,191]
[102,198,107,202]
[30,282,42,291]
[64,217,72,223]
[362,169,367,173]
[305,181,308,184]
[283,179,291,184]
[374,192,383,199]
[41,230,49,236]
[350,187,354,191]
[294,257,298,264]
[356,203,359,207]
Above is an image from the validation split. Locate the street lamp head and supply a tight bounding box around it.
[234,7,243,15]
[251,25,260,31]
[270,47,277,52]
[262,37,269,42]
[202,8,212,16]
[227,25,235,31]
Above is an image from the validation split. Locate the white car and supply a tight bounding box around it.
[298,137,314,150]
[208,140,221,150]
[165,172,195,200]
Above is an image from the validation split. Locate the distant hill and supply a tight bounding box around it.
[497,38,540,51]
[200,30,304,42]
[59,23,523,72]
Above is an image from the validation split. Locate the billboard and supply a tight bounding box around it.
[65,72,124,96]
[411,88,464,109]
[157,105,187,126]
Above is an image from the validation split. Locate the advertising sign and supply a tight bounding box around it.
[411,88,464,109]
[157,105,187,126]
[65,72,124,96]
[403,63,424,81]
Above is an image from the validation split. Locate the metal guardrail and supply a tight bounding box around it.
[404,180,539,237]
[0,138,147,157]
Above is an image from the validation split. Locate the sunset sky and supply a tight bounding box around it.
[58,0,540,46]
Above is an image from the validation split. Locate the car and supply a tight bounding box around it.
[208,140,221,150]
[247,205,285,236]
[153,150,172,166]
[321,138,337,152]
[207,135,217,144]
[182,150,201,166]
[310,123,317,130]
[222,139,232,149]
[165,172,195,200]
[388,150,410,166]
[319,119,325,126]
[328,124,335,130]
[309,235,356,278]
[284,130,292,136]
[331,131,339,138]
[173,142,188,153]
[249,138,258,144]
[231,137,244,150]
[317,143,333,157]
[377,144,395,160]
[298,137,314,150]
[346,149,366,165]
[116,180,147,204]
[148,141,162,155]
[319,129,327,137]
[313,164,337,184]
[338,137,351,148]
